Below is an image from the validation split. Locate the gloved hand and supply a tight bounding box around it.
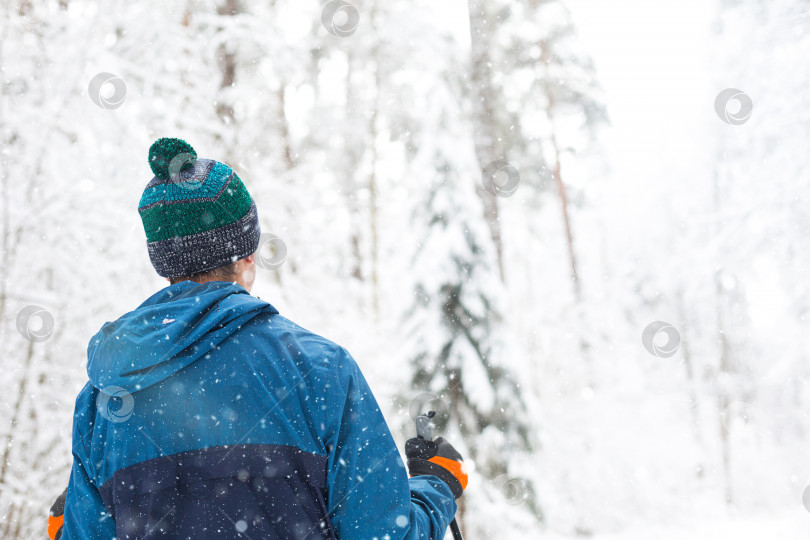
[405,436,468,499]
[48,487,67,540]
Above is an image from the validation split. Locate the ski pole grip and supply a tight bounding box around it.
[409,410,465,539]
[414,411,435,441]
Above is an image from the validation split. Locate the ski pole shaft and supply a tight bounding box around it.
[449,519,462,539]
[414,412,463,540]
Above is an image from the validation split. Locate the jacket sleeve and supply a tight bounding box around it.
[61,386,117,540]
[325,347,457,540]
[60,454,116,540]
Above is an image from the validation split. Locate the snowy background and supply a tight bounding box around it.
[2,0,810,538]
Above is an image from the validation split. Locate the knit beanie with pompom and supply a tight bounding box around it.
[137,137,261,278]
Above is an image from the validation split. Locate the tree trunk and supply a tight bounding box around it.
[712,167,734,505]
[216,0,241,123]
[0,134,9,346]
[715,277,733,504]
[0,339,34,486]
[677,289,705,478]
[367,1,381,320]
[277,85,295,170]
[467,0,505,282]
[540,41,581,302]
[343,51,364,282]
[0,339,34,540]
[550,130,581,302]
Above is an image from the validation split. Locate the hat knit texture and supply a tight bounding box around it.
[138,138,261,278]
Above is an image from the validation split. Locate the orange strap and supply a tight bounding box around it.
[48,514,64,540]
[429,456,468,491]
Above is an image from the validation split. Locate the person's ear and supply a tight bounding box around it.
[245,252,256,265]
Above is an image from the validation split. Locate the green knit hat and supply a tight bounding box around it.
[138,138,261,278]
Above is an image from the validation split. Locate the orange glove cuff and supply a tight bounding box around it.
[429,455,468,491]
[48,514,64,540]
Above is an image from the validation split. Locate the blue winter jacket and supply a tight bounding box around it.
[62,281,456,539]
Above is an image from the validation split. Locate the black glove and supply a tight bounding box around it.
[405,436,468,499]
[48,487,67,540]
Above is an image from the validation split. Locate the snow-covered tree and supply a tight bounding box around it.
[397,13,542,535]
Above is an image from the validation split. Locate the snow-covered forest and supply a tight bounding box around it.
[2,0,809,538]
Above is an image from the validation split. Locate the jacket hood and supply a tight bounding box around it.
[87,281,277,393]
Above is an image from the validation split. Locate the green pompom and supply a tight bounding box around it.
[148,138,197,179]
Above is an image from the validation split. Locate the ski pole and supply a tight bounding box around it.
[414,411,464,540]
